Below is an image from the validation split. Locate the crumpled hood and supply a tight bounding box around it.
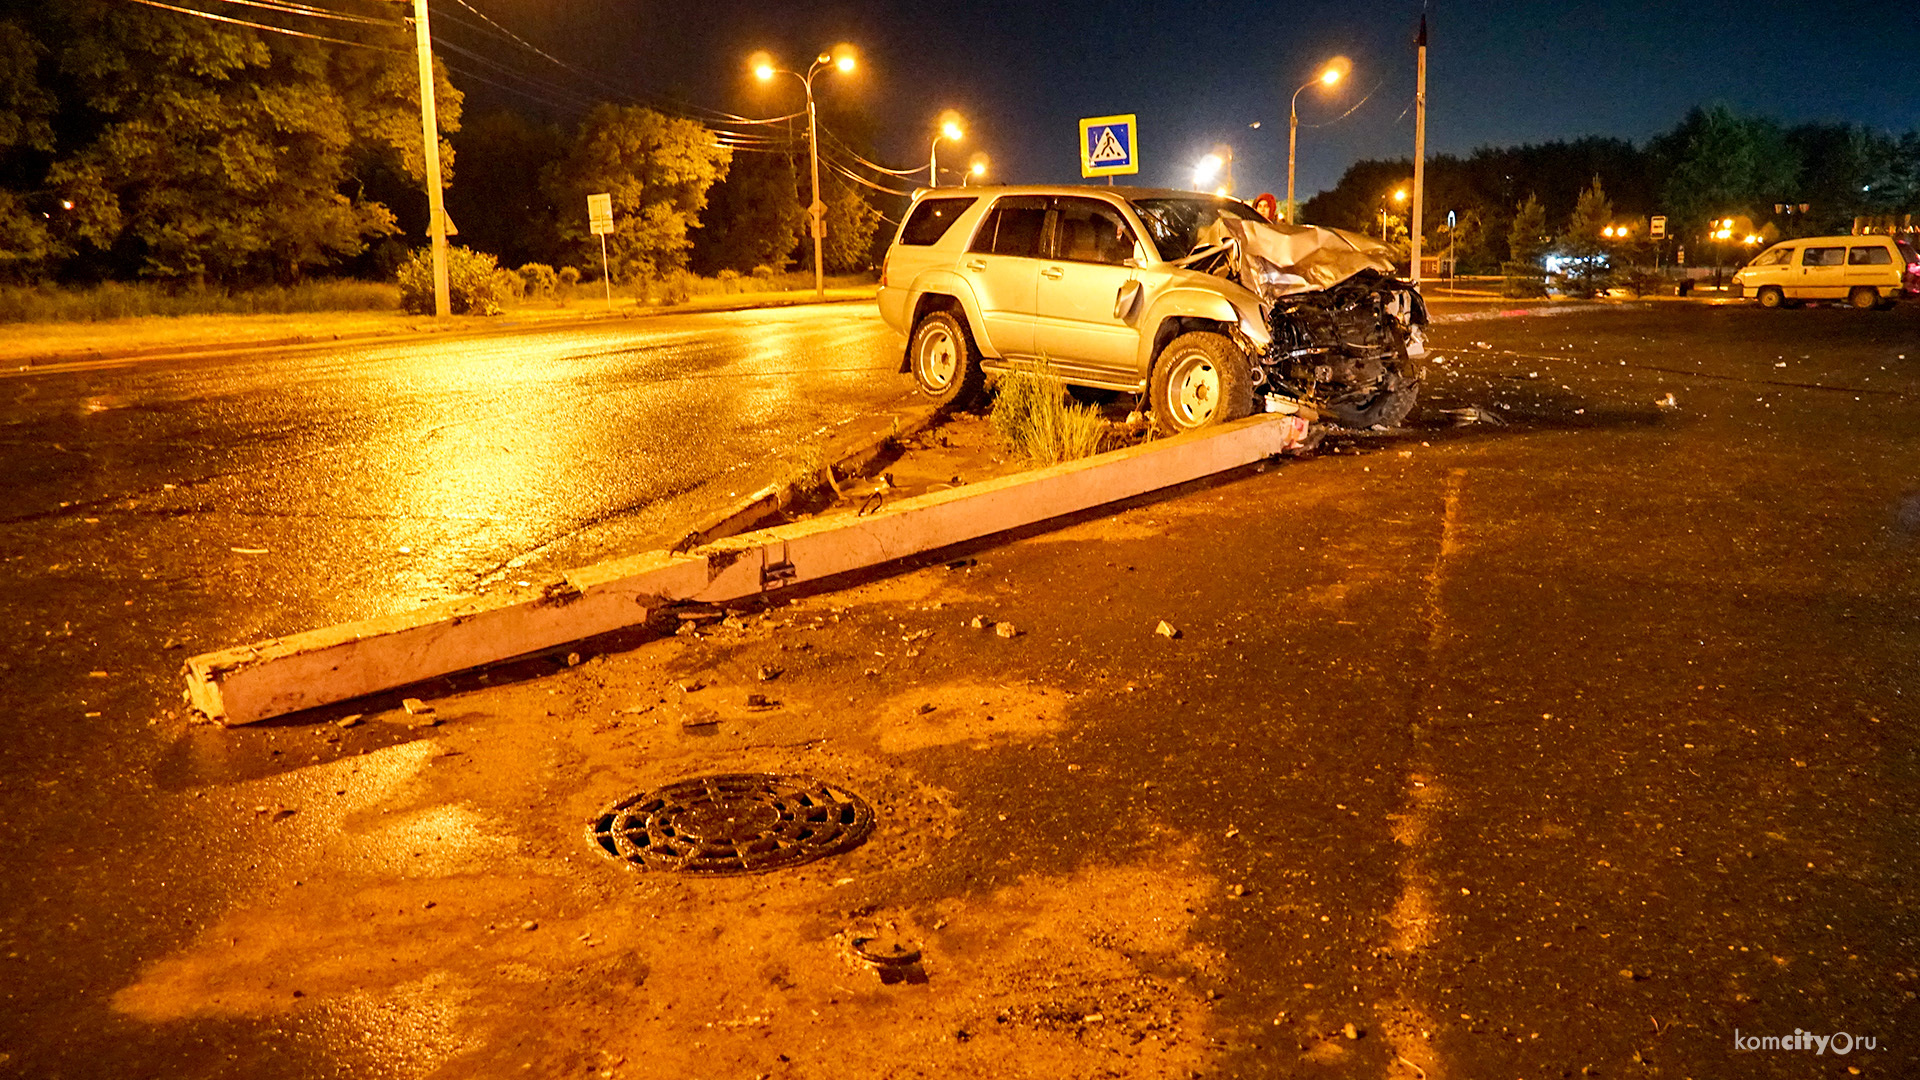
[1200,217,1398,299]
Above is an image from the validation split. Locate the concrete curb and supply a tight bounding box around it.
[183,412,1312,725]
[670,405,944,552]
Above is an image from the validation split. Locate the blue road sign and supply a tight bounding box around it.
[1079,114,1138,178]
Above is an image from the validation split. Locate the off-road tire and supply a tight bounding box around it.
[1849,287,1881,311]
[1149,331,1253,437]
[1757,286,1785,309]
[909,311,986,411]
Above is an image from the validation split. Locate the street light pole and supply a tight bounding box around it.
[756,48,854,301]
[411,0,449,318]
[1410,13,1429,285]
[805,72,825,299]
[1285,58,1348,225]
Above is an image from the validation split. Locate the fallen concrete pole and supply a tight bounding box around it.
[185,413,1311,725]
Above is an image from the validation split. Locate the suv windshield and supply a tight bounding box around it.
[1128,197,1266,262]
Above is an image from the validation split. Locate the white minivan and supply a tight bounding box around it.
[1733,235,1920,309]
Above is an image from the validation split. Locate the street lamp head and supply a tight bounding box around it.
[969,154,988,178]
[1195,153,1224,188]
[1393,188,1409,203]
[938,109,965,143]
[831,43,857,73]
[748,51,776,80]
[1321,56,1352,86]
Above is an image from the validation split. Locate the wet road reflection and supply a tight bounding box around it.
[0,304,908,1075]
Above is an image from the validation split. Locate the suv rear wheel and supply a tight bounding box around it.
[1849,286,1881,310]
[909,311,986,410]
[1149,331,1252,437]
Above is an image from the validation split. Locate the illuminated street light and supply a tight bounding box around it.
[964,152,989,185]
[929,109,965,185]
[1287,56,1351,223]
[1194,153,1223,189]
[751,43,857,299]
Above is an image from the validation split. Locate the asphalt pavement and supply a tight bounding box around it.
[5,301,1917,1078]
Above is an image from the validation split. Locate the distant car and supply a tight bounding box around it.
[876,184,1428,434]
[1732,234,1919,309]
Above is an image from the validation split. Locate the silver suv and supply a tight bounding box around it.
[877,185,1426,434]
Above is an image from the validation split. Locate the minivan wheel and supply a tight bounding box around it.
[1757,286,1785,309]
[1849,286,1881,310]
[1149,331,1253,437]
[909,311,986,410]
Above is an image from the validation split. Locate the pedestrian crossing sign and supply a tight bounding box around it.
[1079,114,1138,178]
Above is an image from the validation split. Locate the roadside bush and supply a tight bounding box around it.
[518,263,559,299]
[990,360,1108,466]
[0,281,396,323]
[558,266,582,288]
[1501,260,1549,299]
[751,265,777,283]
[396,246,515,316]
[716,269,741,293]
[1616,269,1666,298]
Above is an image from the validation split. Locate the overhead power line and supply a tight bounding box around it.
[122,0,404,50]
[203,0,402,27]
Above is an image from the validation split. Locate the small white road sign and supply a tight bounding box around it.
[588,193,614,236]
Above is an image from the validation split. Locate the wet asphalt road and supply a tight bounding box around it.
[4,299,1918,1078]
[0,304,909,1074]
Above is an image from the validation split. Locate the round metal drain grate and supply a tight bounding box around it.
[588,773,874,876]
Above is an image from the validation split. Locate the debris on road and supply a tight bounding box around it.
[994,622,1020,639]
[757,665,783,681]
[1439,406,1507,426]
[334,713,363,729]
[402,698,434,716]
[1156,620,1181,639]
[1656,392,1679,408]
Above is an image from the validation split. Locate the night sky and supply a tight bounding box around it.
[462,0,1919,200]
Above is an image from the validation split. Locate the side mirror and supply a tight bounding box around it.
[1113,280,1143,321]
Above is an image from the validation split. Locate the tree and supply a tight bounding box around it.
[1556,176,1614,297]
[446,109,568,269]
[1651,105,1797,239]
[0,19,57,279]
[545,104,730,282]
[20,0,459,286]
[819,173,881,274]
[1503,194,1549,298]
[692,149,803,275]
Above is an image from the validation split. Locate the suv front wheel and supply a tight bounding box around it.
[909,311,986,411]
[1149,331,1253,437]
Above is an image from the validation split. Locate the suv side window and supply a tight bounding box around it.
[1051,197,1138,266]
[969,196,1049,257]
[1802,247,1846,267]
[1847,245,1892,266]
[898,197,977,246]
[1750,246,1792,267]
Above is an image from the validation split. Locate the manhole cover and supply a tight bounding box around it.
[588,774,875,875]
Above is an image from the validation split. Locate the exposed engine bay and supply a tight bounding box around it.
[1192,216,1430,428]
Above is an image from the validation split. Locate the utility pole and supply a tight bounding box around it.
[412,0,450,317]
[1410,11,1428,286]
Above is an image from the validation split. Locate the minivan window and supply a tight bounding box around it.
[1847,245,1892,266]
[1750,246,1792,267]
[898,197,978,246]
[969,196,1049,257]
[1802,247,1846,267]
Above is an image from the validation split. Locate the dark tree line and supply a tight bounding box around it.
[0,2,883,289]
[1303,106,1920,273]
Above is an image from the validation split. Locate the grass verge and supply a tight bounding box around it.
[990,360,1110,466]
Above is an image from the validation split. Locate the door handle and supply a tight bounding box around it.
[1041,266,1065,280]
[965,260,987,272]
